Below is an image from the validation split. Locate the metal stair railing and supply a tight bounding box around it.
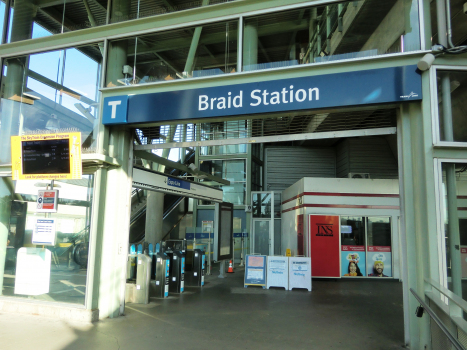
[410,288,466,350]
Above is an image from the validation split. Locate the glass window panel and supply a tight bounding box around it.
[1,176,94,305]
[430,1,467,48]
[223,160,245,182]
[199,120,247,156]
[243,0,420,72]
[198,159,246,205]
[367,217,391,246]
[274,193,281,219]
[252,193,271,218]
[0,1,6,43]
[110,0,238,24]
[440,162,467,316]
[220,183,244,205]
[7,0,107,43]
[251,161,261,190]
[274,218,281,255]
[0,44,103,163]
[437,70,467,143]
[254,220,270,255]
[340,216,365,246]
[106,20,238,86]
[200,144,247,156]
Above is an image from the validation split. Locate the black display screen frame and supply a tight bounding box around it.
[21,139,71,175]
[214,202,233,261]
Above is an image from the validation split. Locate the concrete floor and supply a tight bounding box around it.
[0,266,405,350]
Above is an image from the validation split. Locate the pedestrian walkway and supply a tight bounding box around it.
[0,266,405,349]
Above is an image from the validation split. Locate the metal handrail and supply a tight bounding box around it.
[425,278,467,313]
[410,288,466,350]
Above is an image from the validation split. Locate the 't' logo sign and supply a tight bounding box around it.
[108,100,122,118]
[102,96,128,124]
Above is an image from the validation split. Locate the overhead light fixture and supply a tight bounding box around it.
[417,53,435,71]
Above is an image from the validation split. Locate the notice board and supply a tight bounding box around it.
[244,255,267,288]
[289,257,312,291]
[308,215,340,278]
[266,256,288,290]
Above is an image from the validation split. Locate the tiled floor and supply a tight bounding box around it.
[0,266,405,349]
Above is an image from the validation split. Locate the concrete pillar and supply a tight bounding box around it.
[243,19,258,70]
[399,102,434,349]
[97,128,132,319]
[145,191,164,245]
[91,0,132,318]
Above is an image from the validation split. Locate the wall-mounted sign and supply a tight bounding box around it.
[202,220,213,233]
[36,189,58,213]
[11,132,82,180]
[102,65,422,125]
[32,219,56,246]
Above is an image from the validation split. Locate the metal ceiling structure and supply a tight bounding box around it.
[134,106,398,150]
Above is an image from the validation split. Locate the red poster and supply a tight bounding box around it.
[309,215,340,277]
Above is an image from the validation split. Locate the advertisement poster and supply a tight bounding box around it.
[341,245,366,277]
[367,246,392,277]
[244,255,267,287]
[308,215,340,278]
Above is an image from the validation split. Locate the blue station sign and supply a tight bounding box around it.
[102,65,422,125]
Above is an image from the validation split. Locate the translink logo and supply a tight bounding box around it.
[400,91,419,99]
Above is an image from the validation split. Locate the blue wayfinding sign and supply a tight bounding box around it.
[166,177,190,190]
[102,65,422,125]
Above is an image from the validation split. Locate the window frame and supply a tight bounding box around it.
[430,65,467,148]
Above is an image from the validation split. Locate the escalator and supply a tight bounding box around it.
[129,150,196,244]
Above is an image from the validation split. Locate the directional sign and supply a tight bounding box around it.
[36,189,58,212]
[132,166,223,202]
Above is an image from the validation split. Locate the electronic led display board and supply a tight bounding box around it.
[11,132,82,180]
